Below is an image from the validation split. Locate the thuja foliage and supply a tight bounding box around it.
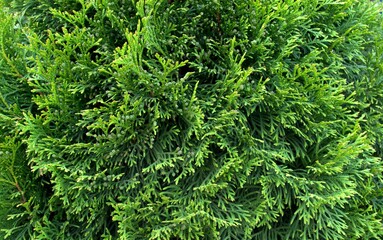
[1,0,383,239]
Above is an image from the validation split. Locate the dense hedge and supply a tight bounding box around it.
[1,0,383,239]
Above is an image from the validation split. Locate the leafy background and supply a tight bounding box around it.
[1,0,383,239]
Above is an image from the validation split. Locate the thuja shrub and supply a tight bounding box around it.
[1,0,383,239]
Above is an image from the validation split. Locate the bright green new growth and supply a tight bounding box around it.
[1,0,383,239]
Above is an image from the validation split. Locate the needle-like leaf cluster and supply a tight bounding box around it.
[1,0,383,239]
